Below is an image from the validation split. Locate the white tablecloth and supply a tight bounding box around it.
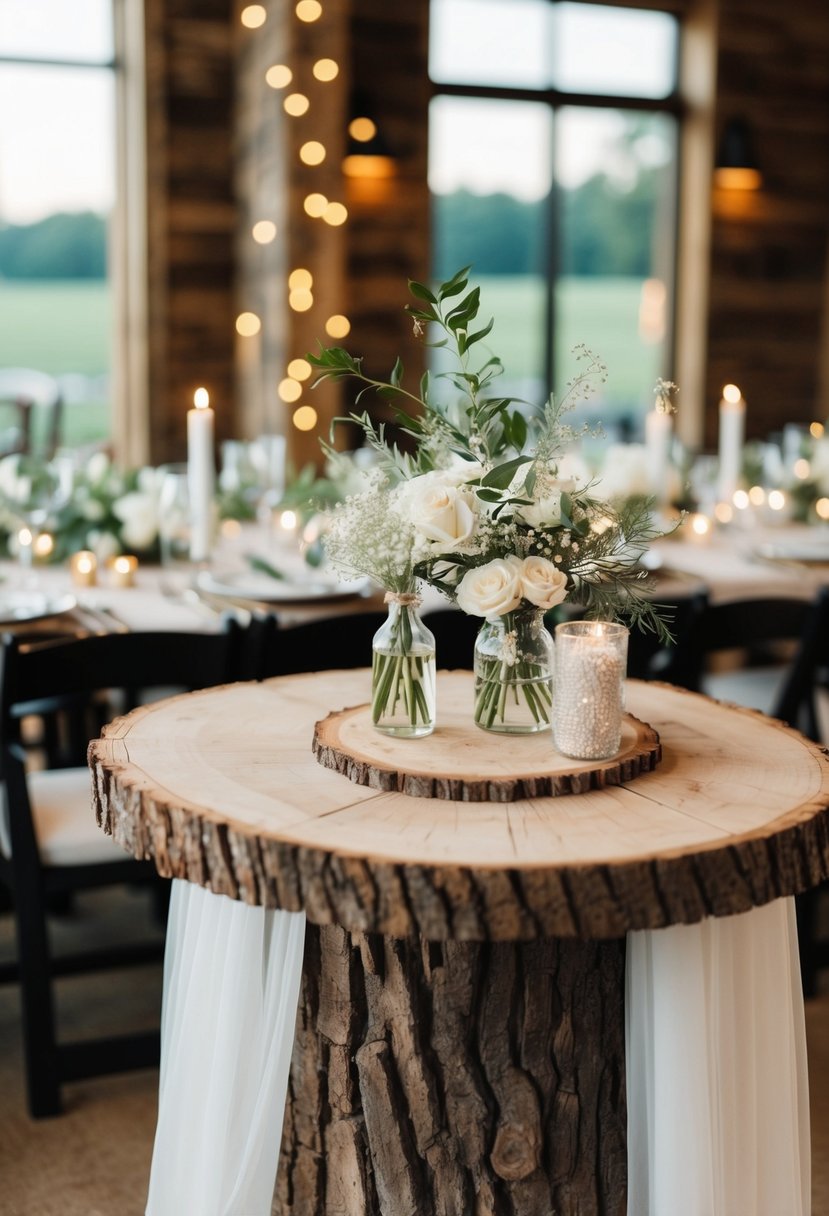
[145,885,810,1216]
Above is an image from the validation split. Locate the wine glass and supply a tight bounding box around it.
[2,454,73,586]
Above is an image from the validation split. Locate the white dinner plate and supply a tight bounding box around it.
[196,568,371,604]
[754,541,829,566]
[0,591,77,626]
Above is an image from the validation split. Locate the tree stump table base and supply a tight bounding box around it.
[276,923,627,1216]
[312,674,662,802]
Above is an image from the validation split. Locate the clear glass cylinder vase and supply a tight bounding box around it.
[473,607,554,734]
[371,597,436,738]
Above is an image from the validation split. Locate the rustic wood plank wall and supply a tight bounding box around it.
[144,0,236,465]
[706,0,829,443]
[145,1,829,465]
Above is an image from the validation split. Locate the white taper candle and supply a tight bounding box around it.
[187,388,215,563]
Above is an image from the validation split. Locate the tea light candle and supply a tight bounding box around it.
[109,555,137,588]
[187,387,215,563]
[717,383,745,504]
[553,621,629,760]
[70,549,98,587]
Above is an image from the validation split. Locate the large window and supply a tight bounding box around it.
[0,0,116,448]
[429,0,680,436]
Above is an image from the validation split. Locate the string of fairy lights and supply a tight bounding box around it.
[238,1,366,436]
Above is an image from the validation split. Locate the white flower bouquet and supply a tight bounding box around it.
[311,267,672,733]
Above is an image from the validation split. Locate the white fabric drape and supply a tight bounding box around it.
[626,896,810,1216]
[145,881,306,1216]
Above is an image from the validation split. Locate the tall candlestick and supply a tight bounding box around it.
[187,387,215,563]
[645,407,672,506]
[717,383,745,504]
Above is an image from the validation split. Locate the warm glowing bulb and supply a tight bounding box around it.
[299,141,326,165]
[816,497,829,521]
[323,201,347,226]
[732,489,749,510]
[722,383,742,404]
[714,502,733,524]
[313,58,339,81]
[810,421,825,439]
[278,378,302,403]
[34,532,54,558]
[289,289,314,312]
[18,526,32,546]
[284,93,309,117]
[303,192,328,217]
[768,490,786,511]
[295,0,322,21]
[241,4,266,28]
[793,458,811,480]
[194,387,210,408]
[748,485,766,506]
[691,514,711,536]
[325,314,350,339]
[221,518,243,539]
[348,116,376,142]
[288,358,312,380]
[252,220,277,244]
[288,268,313,290]
[236,311,262,337]
[292,405,318,431]
[265,64,292,89]
[280,509,298,531]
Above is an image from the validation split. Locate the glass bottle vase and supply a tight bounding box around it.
[371,596,436,738]
[473,607,553,734]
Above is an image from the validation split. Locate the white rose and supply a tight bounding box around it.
[519,489,564,530]
[113,491,159,551]
[86,451,110,485]
[87,530,121,562]
[82,498,105,522]
[398,470,479,552]
[518,556,569,610]
[456,556,523,618]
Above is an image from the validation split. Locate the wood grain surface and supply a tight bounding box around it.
[312,688,661,801]
[89,670,829,939]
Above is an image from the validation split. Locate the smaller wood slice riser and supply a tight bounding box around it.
[312,708,662,802]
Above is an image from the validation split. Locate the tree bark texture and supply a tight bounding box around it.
[275,924,627,1216]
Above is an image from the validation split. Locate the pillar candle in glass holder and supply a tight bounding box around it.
[553,621,629,760]
[187,387,215,563]
[69,549,97,587]
[717,383,745,504]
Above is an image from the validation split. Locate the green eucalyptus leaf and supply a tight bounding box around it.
[408,279,437,304]
[480,455,532,490]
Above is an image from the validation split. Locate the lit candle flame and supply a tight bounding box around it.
[193,387,210,409]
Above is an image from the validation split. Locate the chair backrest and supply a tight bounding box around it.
[678,594,817,695]
[772,587,829,740]
[250,611,387,679]
[624,590,709,684]
[421,607,479,670]
[0,368,62,459]
[0,626,242,765]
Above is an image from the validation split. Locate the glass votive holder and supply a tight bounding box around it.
[108,555,138,588]
[69,549,98,587]
[553,621,629,761]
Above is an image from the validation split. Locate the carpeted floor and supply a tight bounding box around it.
[1,888,829,1216]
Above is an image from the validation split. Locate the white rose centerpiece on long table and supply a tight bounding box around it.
[311,266,672,737]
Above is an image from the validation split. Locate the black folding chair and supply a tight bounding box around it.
[0,626,241,1116]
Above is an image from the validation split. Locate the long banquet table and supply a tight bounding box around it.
[89,668,829,1215]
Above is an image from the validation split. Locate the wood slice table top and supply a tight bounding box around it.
[312,683,661,801]
[90,669,829,940]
